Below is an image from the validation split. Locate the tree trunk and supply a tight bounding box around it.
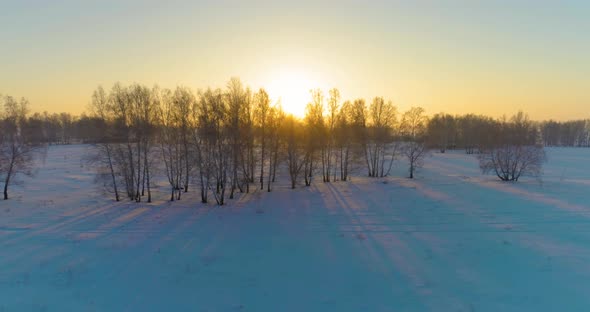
[106,145,120,201]
[3,177,9,200]
[184,139,190,192]
[145,150,151,203]
[3,159,14,200]
[135,141,142,202]
[260,139,265,190]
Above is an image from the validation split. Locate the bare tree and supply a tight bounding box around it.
[129,84,157,202]
[156,87,185,201]
[478,112,546,181]
[226,77,248,198]
[88,86,120,201]
[194,88,217,203]
[109,83,136,200]
[238,86,255,193]
[254,88,271,190]
[1,96,41,200]
[334,100,353,181]
[266,104,284,191]
[283,115,306,189]
[197,88,231,205]
[400,107,429,179]
[479,145,546,181]
[172,86,196,193]
[366,97,398,177]
[304,89,325,186]
[326,88,340,181]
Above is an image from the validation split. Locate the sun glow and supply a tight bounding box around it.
[264,67,325,118]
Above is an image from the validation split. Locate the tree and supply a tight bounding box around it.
[197,87,231,205]
[194,88,218,203]
[156,87,186,201]
[0,96,42,200]
[304,89,326,185]
[129,84,156,202]
[265,103,284,192]
[172,86,196,193]
[334,100,354,181]
[254,88,271,190]
[283,115,306,189]
[366,97,398,177]
[325,88,340,181]
[400,107,429,179]
[88,86,121,201]
[226,77,248,198]
[102,83,157,203]
[238,86,255,192]
[478,112,546,181]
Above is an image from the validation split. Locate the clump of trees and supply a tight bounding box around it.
[87,80,287,205]
[85,80,434,204]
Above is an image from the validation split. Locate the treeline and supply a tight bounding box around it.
[84,79,432,205]
[10,113,111,146]
[425,114,590,152]
[540,120,590,147]
[8,111,105,145]
[425,113,535,153]
[1,80,584,202]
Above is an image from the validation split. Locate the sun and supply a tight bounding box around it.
[265,67,322,118]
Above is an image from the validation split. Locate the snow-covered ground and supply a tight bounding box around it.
[2,145,590,311]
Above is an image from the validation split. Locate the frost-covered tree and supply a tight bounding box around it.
[478,112,546,181]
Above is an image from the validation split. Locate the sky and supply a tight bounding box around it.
[0,0,589,120]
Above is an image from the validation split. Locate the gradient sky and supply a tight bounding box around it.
[1,0,588,120]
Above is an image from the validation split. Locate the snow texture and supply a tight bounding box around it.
[1,145,590,311]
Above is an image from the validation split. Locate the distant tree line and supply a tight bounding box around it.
[425,112,546,181]
[425,114,590,152]
[539,120,590,147]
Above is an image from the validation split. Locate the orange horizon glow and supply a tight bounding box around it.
[1,2,588,121]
